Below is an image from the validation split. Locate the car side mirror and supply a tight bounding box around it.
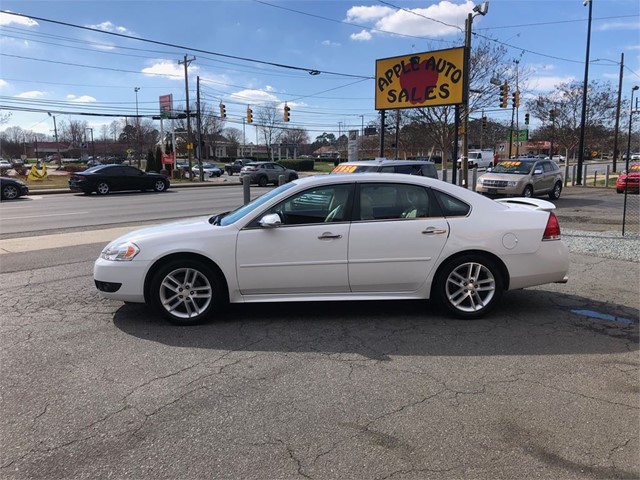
[487,167,492,172]
[259,213,282,228]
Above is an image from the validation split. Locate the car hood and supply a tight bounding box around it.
[106,216,216,247]
[479,172,530,181]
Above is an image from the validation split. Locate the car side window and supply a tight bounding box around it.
[264,184,353,226]
[358,183,431,220]
[431,189,470,217]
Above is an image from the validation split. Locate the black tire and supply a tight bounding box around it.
[149,259,222,326]
[227,170,233,176]
[153,179,167,192]
[522,185,533,198]
[435,254,504,319]
[2,185,19,200]
[258,175,268,187]
[548,181,562,200]
[96,182,110,195]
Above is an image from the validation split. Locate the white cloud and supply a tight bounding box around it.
[596,20,640,31]
[321,40,341,47]
[351,30,372,41]
[526,75,576,92]
[0,11,38,27]
[142,60,197,80]
[86,21,133,35]
[346,6,394,23]
[0,79,8,88]
[345,1,471,41]
[229,88,279,104]
[67,95,97,103]
[17,91,45,98]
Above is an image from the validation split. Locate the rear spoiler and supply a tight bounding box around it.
[495,197,556,212]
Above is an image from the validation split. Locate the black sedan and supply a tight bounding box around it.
[1,176,29,200]
[69,165,170,195]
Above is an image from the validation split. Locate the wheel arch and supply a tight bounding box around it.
[143,252,230,304]
[430,249,510,298]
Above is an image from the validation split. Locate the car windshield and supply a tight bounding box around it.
[491,161,534,175]
[216,182,297,226]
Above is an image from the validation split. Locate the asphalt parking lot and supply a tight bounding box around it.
[0,182,638,480]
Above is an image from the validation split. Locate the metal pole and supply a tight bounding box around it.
[379,110,386,157]
[576,0,593,185]
[461,12,472,188]
[196,76,203,181]
[623,86,638,236]
[134,87,140,168]
[612,52,624,172]
[180,55,196,180]
[452,105,459,186]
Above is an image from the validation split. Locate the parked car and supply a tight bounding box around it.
[545,155,566,162]
[239,162,298,186]
[1,176,29,200]
[476,159,564,200]
[225,159,252,176]
[616,163,640,194]
[94,173,569,326]
[192,163,222,178]
[0,159,12,169]
[331,159,438,179]
[69,164,170,195]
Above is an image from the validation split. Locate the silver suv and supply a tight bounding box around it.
[476,159,564,200]
[239,162,298,187]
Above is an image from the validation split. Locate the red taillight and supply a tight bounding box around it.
[543,212,561,240]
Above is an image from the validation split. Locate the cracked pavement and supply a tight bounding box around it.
[0,245,638,479]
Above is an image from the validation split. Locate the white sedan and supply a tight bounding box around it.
[191,163,222,177]
[94,173,569,325]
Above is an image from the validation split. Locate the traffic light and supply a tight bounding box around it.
[524,113,530,125]
[549,109,556,122]
[220,103,226,118]
[512,90,520,108]
[499,83,509,108]
[246,106,253,124]
[482,116,487,128]
[283,103,290,122]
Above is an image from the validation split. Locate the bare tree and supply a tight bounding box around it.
[256,106,284,158]
[200,104,225,159]
[526,80,619,159]
[280,127,309,146]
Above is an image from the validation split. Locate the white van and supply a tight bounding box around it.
[457,149,494,169]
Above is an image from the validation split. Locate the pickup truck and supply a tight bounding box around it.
[225,159,251,176]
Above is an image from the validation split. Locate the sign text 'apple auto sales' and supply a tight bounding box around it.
[375,47,465,110]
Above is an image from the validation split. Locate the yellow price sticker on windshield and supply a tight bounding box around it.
[500,161,521,167]
[332,165,357,174]
[630,164,640,171]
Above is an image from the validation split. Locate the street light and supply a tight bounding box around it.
[576,0,593,185]
[47,112,61,167]
[622,85,638,236]
[460,1,489,188]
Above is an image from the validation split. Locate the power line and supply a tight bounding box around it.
[0,10,372,80]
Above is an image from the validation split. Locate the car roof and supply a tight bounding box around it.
[338,159,435,167]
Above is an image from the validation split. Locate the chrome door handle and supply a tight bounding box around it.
[422,228,447,235]
[318,233,343,240]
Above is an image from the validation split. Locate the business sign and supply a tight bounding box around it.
[509,129,529,141]
[375,47,465,110]
[159,94,173,118]
[348,130,358,161]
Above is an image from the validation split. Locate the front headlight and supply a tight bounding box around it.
[507,181,519,187]
[100,241,140,261]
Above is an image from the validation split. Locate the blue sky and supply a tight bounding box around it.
[1,0,639,141]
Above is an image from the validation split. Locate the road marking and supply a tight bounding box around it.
[1,211,89,220]
[0,225,149,254]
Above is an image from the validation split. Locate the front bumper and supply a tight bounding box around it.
[93,257,148,303]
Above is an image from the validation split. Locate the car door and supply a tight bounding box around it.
[120,166,147,191]
[533,161,554,193]
[348,183,449,292]
[235,184,353,295]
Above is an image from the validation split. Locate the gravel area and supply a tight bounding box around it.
[563,228,640,262]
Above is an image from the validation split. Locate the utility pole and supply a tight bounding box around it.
[577,0,593,185]
[196,76,203,181]
[612,52,624,172]
[179,55,196,180]
[460,12,472,187]
[134,87,140,167]
[48,112,61,167]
